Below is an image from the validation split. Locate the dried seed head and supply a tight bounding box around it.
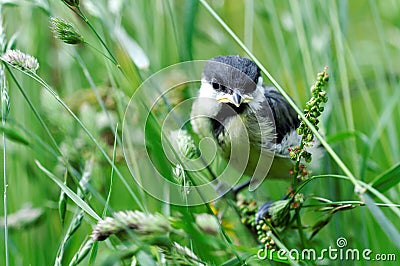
[50,17,84,45]
[195,213,219,235]
[172,163,192,195]
[0,204,44,229]
[177,130,198,159]
[169,129,199,161]
[2,50,39,72]
[91,210,171,241]
[173,163,185,184]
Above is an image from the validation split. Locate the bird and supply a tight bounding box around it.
[190,55,303,192]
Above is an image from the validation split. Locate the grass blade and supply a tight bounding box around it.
[113,26,149,69]
[370,162,400,192]
[35,160,101,221]
[0,122,28,145]
[363,193,400,249]
[1,61,145,211]
[103,124,118,217]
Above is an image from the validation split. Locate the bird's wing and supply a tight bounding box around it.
[262,86,325,167]
[262,86,300,144]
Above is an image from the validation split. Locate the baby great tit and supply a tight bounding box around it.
[190,55,301,191]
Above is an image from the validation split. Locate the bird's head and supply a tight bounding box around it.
[200,55,262,109]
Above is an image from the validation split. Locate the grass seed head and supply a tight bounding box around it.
[50,17,84,45]
[91,210,171,241]
[195,213,219,235]
[2,49,39,72]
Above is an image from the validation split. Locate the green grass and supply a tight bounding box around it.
[0,0,399,265]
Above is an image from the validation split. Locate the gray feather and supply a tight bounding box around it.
[262,86,300,143]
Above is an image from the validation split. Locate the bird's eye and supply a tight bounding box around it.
[212,82,220,90]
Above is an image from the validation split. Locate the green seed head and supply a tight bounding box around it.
[297,127,303,135]
[50,17,84,45]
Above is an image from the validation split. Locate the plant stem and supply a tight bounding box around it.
[61,3,128,80]
[4,66,91,206]
[75,8,119,66]
[5,66,63,156]
[84,42,118,67]
[2,127,8,266]
[0,28,9,266]
[295,208,306,248]
[2,62,145,211]
[103,125,118,218]
[30,72,145,211]
[295,174,400,218]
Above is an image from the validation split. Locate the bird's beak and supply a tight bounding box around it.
[217,92,253,107]
[231,92,242,107]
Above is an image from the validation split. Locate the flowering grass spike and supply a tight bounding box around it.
[91,210,171,241]
[177,129,199,159]
[50,17,84,45]
[2,50,39,73]
[290,67,329,182]
[296,66,329,146]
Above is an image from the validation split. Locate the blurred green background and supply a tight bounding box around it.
[0,0,399,265]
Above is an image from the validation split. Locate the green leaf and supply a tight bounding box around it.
[310,215,332,240]
[102,124,118,218]
[221,257,242,266]
[114,27,149,69]
[136,251,157,266]
[370,162,400,192]
[326,130,369,146]
[88,241,98,266]
[0,125,29,145]
[36,160,101,221]
[363,193,400,249]
[183,0,199,60]
[58,170,68,225]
